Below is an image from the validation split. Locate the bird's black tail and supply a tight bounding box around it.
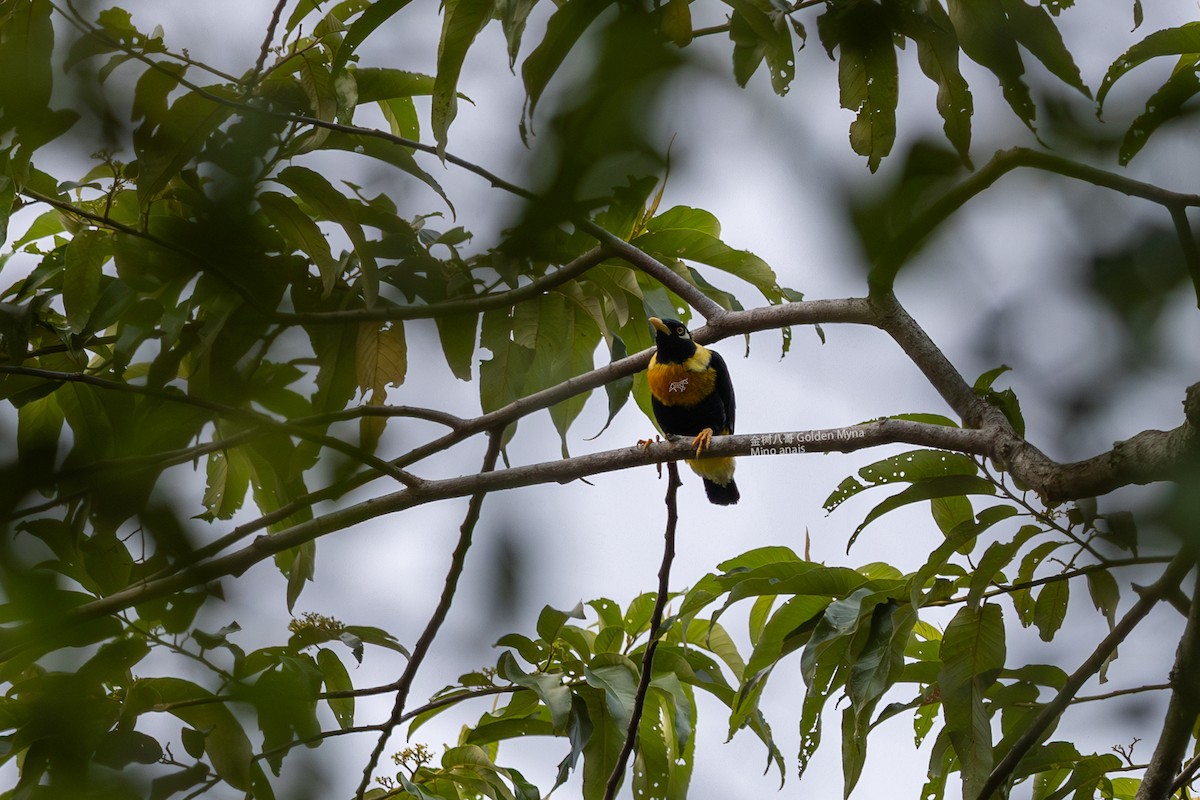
[703,478,740,506]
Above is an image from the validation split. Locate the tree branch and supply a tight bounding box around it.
[977,550,1196,800]
[604,461,680,800]
[270,247,612,324]
[0,365,422,489]
[868,147,1200,294]
[1136,572,1200,800]
[0,419,984,661]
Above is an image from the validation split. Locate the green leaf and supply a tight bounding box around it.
[480,308,533,415]
[999,0,1089,98]
[724,0,796,95]
[318,131,452,211]
[62,229,109,334]
[947,0,1037,130]
[434,310,478,381]
[744,594,831,678]
[973,364,1012,393]
[317,648,354,730]
[273,165,378,305]
[352,67,435,102]
[825,449,979,512]
[850,475,997,549]
[139,677,254,790]
[259,191,339,297]
[965,517,1035,606]
[588,335,632,439]
[134,87,235,206]
[822,0,898,171]
[1086,568,1119,630]
[497,651,573,733]
[499,0,540,67]
[0,175,15,246]
[895,2,974,166]
[537,602,586,643]
[521,0,611,124]
[584,652,639,731]
[1033,578,1069,642]
[579,685,625,800]
[635,206,782,302]
[1011,540,1066,626]
[432,0,494,153]
[331,0,416,75]
[1117,58,1200,165]
[939,603,1005,800]
[1097,22,1200,108]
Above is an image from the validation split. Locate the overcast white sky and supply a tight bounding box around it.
[8,1,1200,798]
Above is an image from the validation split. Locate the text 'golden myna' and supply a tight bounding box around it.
[646,316,739,505]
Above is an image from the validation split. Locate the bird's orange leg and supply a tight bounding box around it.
[692,427,714,456]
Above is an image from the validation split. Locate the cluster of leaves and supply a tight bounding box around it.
[396,432,1145,800]
[0,603,404,799]
[0,0,789,604]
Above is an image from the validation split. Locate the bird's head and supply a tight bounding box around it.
[649,317,696,363]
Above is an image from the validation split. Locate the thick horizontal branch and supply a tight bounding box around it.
[0,418,986,661]
[1001,382,1200,503]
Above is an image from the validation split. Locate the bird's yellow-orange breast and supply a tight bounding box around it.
[648,349,716,407]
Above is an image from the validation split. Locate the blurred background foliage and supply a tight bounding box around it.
[1,0,1200,798]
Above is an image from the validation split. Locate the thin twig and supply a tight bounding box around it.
[604,461,680,800]
[250,0,288,85]
[353,429,506,800]
[272,247,611,324]
[928,557,1174,607]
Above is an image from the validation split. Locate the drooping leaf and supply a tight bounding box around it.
[432,0,495,153]
[258,191,339,296]
[849,475,997,549]
[355,321,407,451]
[939,603,1005,800]
[1117,57,1200,165]
[331,0,416,75]
[724,0,796,95]
[1033,577,1070,642]
[522,0,611,126]
[894,2,974,166]
[999,0,1090,98]
[273,165,378,305]
[819,0,898,171]
[947,0,1037,130]
[317,647,355,730]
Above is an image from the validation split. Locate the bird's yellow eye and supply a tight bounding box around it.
[676,327,685,335]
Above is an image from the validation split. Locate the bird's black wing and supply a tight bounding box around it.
[709,349,735,434]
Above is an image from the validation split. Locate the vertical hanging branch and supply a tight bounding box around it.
[1138,568,1200,800]
[354,429,506,800]
[603,461,681,800]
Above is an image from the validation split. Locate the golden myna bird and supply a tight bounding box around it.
[646,316,739,505]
